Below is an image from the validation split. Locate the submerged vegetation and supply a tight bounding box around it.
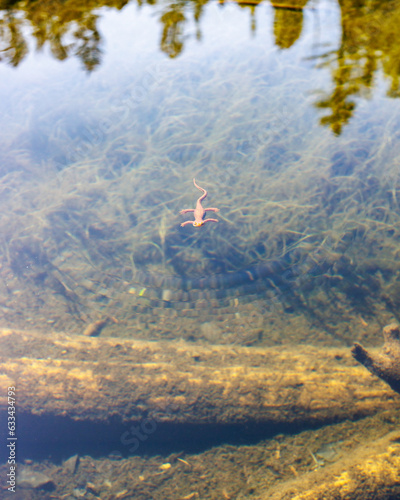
[1,24,400,343]
[0,0,400,343]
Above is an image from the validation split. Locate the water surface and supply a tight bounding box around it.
[1,0,400,495]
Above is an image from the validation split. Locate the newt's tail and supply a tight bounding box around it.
[193,178,207,201]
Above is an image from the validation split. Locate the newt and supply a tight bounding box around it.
[180,178,219,227]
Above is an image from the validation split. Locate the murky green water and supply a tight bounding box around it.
[2,0,400,496]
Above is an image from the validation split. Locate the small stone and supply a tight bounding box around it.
[63,454,79,474]
[86,482,97,494]
[200,321,222,343]
[161,289,173,301]
[72,488,86,497]
[115,490,128,499]
[17,467,55,489]
[83,318,109,336]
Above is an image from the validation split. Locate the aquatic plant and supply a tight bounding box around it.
[1,0,400,344]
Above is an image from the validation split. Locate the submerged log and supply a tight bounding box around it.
[0,327,397,425]
[352,323,400,394]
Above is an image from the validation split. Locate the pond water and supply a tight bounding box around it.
[2,0,400,345]
[1,0,400,497]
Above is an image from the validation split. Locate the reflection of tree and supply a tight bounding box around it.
[158,0,207,58]
[160,7,185,58]
[0,11,28,66]
[193,0,207,40]
[0,0,128,71]
[315,0,400,134]
[73,14,102,71]
[315,48,359,136]
[272,0,308,49]
[149,0,400,125]
[0,0,310,67]
[1,0,400,128]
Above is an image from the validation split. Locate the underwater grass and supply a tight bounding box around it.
[1,18,400,337]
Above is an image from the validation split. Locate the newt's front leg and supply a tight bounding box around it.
[180,220,195,227]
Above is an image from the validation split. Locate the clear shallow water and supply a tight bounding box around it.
[1,0,400,344]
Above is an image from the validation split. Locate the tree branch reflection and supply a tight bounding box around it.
[1,0,400,135]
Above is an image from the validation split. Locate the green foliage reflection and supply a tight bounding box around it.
[0,0,128,70]
[1,0,400,132]
[313,0,400,134]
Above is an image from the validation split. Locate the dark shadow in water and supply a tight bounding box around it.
[0,410,368,463]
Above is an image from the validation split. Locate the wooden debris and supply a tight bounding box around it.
[82,317,111,336]
[0,328,398,426]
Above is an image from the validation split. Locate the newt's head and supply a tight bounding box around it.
[193,221,204,227]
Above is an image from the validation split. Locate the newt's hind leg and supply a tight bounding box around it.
[180,220,195,227]
[204,208,219,213]
[180,209,195,214]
